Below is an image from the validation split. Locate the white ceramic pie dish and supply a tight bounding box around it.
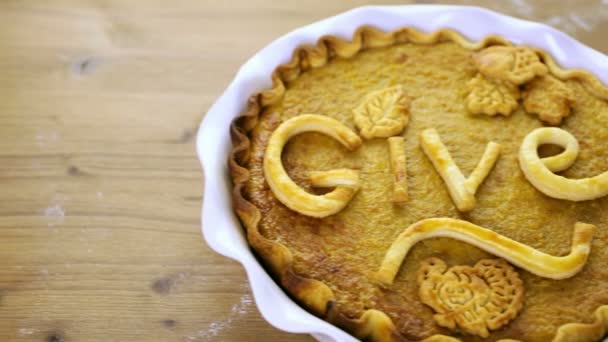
[197,5,608,341]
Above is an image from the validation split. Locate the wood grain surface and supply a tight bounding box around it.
[0,1,605,341]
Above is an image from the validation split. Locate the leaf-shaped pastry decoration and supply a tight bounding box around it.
[465,73,520,116]
[523,75,575,125]
[473,46,548,85]
[417,258,525,338]
[353,85,411,139]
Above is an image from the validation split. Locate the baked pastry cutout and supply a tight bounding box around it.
[519,127,608,201]
[472,46,547,85]
[419,129,501,212]
[263,114,362,218]
[353,85,411,139]
[417,258,524,338]
[388,137,408,203]
[522,75,575,125]
[465,73,520,116]
[376,218,595,285]
[468,46,577,126]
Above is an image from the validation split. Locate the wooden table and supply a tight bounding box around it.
[0,1,605,341]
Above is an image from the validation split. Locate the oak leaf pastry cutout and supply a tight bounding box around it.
[375,218,595,285]
[522,75,575,125]
[519,127,608,201]
[465,73,520,116]
[353,85,411,139]
[417,258,524,338]
[472,46,548,85]
[263,114,362,218]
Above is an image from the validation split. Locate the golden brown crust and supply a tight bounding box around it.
[228,25,608,342]
[535,48,608,101]
[326,303,403,342]
[553,305,608,342]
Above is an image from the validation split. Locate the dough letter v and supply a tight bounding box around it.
[419,128,501,212]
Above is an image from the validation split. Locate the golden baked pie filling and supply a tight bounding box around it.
[229,27,608,341]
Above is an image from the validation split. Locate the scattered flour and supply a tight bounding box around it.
[509,0,534,16]
[18,328,37,336]
[185,293,253,341]
[35,131,59,146]
[569,13,593,32]
[44,204,65,233]
[44,205,65,217]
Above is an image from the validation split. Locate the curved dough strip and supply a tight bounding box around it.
[520,127,608,201]
[553,305,608,342]
[264,114,362,218]
[308,169,360,188]
[375,218,595,285]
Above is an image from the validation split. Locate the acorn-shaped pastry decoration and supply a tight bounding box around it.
[472,46,547,85]
[417,257,525,338]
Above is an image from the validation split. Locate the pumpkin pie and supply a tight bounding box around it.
[229,26,608,341]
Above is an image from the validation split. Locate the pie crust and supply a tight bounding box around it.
[228,26,608,341]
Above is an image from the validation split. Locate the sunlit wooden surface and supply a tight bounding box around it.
[0,0,605,341]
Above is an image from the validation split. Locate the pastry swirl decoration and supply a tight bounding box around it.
[519,127,608,201]
[229,25,608,341]
[375,218,595,285]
